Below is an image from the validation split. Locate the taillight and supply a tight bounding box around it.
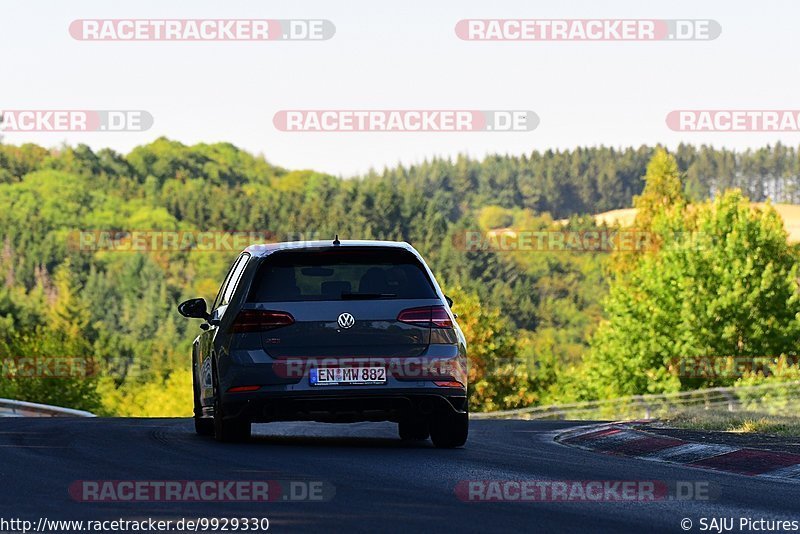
[434,380,465,389]
[230,310,294,333]
[397,305,453,329]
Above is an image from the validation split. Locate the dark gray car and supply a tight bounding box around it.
[178,239,469,448]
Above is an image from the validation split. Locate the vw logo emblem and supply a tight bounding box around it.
[337,312,355,329]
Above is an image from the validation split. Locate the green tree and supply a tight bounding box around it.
[633,148,686,229]
[446,286,534,411]
[583,189,800,399]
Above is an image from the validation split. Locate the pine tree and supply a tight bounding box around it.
[633,148,687,230]
[49,260,92,345]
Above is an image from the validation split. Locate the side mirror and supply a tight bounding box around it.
[445,295,454,308]
[178,298,210,320]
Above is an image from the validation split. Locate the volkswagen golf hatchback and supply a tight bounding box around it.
[178,239,469,448]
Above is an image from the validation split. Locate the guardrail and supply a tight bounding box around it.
[0,398,96,418]
[471,380,800,420]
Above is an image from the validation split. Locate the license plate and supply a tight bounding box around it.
[310,367,387,386]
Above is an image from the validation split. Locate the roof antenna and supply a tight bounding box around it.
[333,234,341,246]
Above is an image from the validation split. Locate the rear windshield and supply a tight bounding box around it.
[248,247,438,302]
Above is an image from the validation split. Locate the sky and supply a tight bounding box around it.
[1,0,798,177]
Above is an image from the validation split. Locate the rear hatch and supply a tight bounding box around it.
[242,246,446,358]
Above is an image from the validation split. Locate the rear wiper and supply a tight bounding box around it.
[341,292,397,300]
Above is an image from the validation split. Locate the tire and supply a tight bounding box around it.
[398,417,429,441]
[194,416,214,436]
[429,410,468,448]
[192,358,214,436]
[212,369,251,443]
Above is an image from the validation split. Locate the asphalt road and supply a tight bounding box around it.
[1,418,799,533]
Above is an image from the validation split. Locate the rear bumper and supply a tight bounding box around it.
[211,345,468,423]
[222,388,467,423]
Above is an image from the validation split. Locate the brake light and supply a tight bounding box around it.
[231,310,294,333]
[397,305,453,329]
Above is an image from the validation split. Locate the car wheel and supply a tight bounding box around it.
[212,371,251,443]
[194,416,214,436]
[193,360,214,436]
[398,417,429,441]
[429,410,468,448]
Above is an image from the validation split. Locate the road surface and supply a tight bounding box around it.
[1,418,798,533]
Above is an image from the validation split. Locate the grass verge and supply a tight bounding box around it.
[663,409,800,437]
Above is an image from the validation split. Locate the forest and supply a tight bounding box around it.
[1,138,798,414]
